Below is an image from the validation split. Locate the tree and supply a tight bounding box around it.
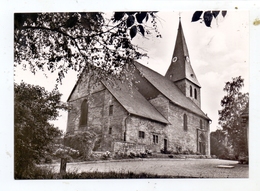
[210,130,230,159]
[14,11,227,84]
[218,76,249,158]
[14,82,66,178]
[14,12,160,84]
[191,10,227,27]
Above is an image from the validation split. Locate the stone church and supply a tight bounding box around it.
[66,20,211,156]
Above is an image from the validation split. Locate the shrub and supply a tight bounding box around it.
[176,146,182,154]
[238,155,249,164]
[145,149,153,156]
[15,165,56,179]
[113,151,128,159]
[182,150,190,155]
[64,131,97,160]
[140,152,147,158]
[160,149,172,154]
[102,151,111,160]
[44,155,53,164]
[129,151,136,158]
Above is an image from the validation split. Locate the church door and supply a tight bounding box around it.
[199,142,206,155]
[198,133,206,155]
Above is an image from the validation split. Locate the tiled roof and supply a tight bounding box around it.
[134,61,210,121]
[102,80,170,124]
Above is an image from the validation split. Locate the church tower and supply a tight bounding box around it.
[165,18,201,108]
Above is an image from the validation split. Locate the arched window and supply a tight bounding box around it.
[200,119,203,129]
[80,99,88,126]
[194,88,197,99]
[190,86,192,97]
[183,113,188,131]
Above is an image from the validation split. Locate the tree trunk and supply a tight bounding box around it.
[60,158,67,177]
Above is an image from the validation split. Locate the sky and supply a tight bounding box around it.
[14,11,249,133]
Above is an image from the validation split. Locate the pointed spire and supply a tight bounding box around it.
[165,19,201,87]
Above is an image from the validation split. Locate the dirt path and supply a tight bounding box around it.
[49,158,248,178]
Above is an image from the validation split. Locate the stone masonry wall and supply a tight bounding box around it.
[66,71,128,152]
[167,102,210,155]
[99,89,128,151]
[125,115,167,153]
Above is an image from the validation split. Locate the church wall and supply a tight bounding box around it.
[66,77,106,134]
[124,115,166,153]
[99,89,128,151]
[167,103,210,155]
[67,88,129,151]
[66,72,129,152]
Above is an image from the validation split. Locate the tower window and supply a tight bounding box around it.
[194,88,197,99]
[190,86,192,97]
[109,127,112,134]
[79,99,88,126]
[109,105,114,116]
[183,113,188,131]
[200,119,203,129]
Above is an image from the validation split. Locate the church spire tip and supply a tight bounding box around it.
[179,12,181,21]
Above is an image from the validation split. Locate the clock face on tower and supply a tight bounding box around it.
[172,56,177,62]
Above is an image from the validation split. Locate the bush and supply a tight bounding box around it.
[145,149,153,156]
[44,155,53,164]
[238,155,249,164]
[113,151,128,159]
[15,165,56,179]
[129,151,136,158]
[160,149,172,154]
[140,152,147,158]
[64,131,97,160]
[102,151,111,160]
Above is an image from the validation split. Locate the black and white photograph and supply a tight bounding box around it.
[1,1,260,191]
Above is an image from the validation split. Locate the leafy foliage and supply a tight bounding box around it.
[64,131,97,160]
[218,76,249,158]
[14,12,160,84]
[210,130,230,159]
[191,10,227,27]
[14,82,65,178]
